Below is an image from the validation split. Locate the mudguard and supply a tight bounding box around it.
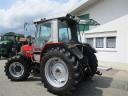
[40,42,84,60]
[40,42,97,61]
[67,44,84,60]
[83,43,97,53]
[40,42,64,60]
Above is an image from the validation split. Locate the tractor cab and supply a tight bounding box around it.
[1,32,17,43]
[33,14,99,53]
[33,15,79,53]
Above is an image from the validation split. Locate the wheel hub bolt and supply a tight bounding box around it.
[56,69,61,73]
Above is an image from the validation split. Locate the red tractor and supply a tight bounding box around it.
[4,14,101,96]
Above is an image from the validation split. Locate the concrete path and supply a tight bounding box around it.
[0,60,128,96]
[99,61,128,71]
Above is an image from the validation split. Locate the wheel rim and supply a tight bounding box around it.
[9,62,24,78]
[45,57,69,88]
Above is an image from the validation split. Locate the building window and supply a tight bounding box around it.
[106,37,116,48]
[96,37,104,48]
[86,38,93,47]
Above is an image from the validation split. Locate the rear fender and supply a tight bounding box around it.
[68,45,84,60]
[40,42,64,61]
[66,43,97,60]
[83,43,97,53]
[40,42,85,61]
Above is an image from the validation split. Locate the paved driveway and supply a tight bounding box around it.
[0,60,128,96]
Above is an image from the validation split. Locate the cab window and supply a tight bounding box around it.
[35,22,51,48]
[58,21,71,42]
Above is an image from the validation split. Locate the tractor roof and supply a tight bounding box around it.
[4,32,17,36]
[33,14,100,25]
[33,14,78,24]
[33,14,66,24]
[33,17,63,24]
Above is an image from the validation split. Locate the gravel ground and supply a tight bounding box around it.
[0,60,128,96]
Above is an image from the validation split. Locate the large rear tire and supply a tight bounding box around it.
[40,48,81,96]
[84,53,98,79]
[4,56,30,81]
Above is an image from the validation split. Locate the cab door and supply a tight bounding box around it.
[34,21,52,52]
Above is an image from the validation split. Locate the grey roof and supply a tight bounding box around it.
[69,0,100,15]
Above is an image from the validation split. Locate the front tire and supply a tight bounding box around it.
[40,48,81,96]
[4,56,30,81]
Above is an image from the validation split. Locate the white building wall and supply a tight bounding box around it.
[84,15,128,63]
[79,0,128,25]
[74,0,128,64]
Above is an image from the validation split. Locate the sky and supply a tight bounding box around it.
[0,0,82,35]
